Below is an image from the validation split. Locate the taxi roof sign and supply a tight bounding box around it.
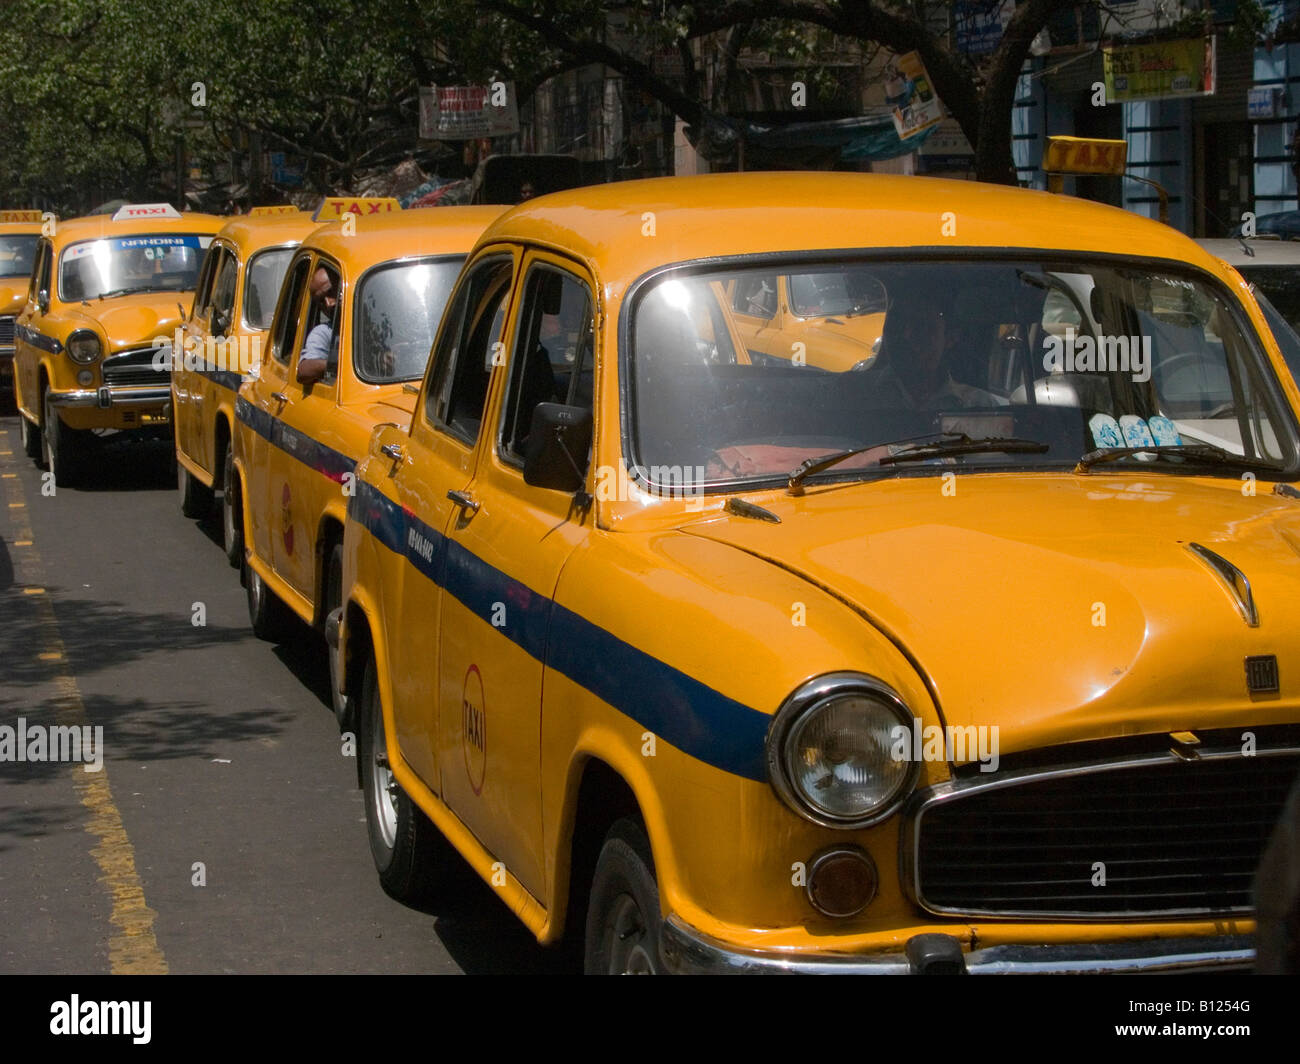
[312,197,402,222]
[248,205,303,217]
[1043,136,1127,177]
[0,210,43,223]
[111,203,184,222]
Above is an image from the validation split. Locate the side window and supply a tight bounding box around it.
[209,251,239,336]
[500,264,594,464]
[31,241,52,303]
[733,274,777,319]
[426,256,513,445]
[270,256,312,366]
[300,260,342,384]
[190,245,222,324]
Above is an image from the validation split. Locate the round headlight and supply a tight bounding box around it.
[67,330,101,364]
[767,673,918,828]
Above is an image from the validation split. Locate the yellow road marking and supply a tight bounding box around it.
[1,477,168,974]
[0,450,12,455]
[8,501,24,508]
[2,473,16,478]
[14,539,31,546]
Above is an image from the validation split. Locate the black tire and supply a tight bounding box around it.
[20,412,41,460]
[221,444,243,568]
[245,556,293,642]
[325,541,349,727]
[42,390,86,487]
[177,458,214,519]
[584,818,663,974]
[358,656,448,903]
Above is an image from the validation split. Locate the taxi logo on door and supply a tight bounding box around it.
[462,664,486,795]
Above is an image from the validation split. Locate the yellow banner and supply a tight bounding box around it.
[1043,136,1127,177]
[1103,37,1215,103]
[312,197,402,222]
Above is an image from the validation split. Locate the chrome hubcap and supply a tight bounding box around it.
[608,894,655,974]
[370,697,398,850]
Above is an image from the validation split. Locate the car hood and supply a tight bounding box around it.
[680,474,1300,755]
[71,291,191,352]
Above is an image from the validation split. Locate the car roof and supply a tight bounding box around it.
[1197,237,1300,268]
[482,172,1229,282]
[212,212,320,256]
[50,211,227,248]
[303,206,509,272]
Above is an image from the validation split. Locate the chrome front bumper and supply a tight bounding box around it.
[660,918,1255,974]
[48,386,171,410]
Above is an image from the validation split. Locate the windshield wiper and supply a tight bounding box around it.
[96,284,175,300]
[785,431,1019,494]
[878,434,1049,465]
[1074,443,1284,474]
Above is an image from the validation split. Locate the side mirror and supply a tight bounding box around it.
[296,357,326,385]
[37,289,49,314]
[523,403,592,493]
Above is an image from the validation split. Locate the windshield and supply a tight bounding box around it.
[0,235,38,278]
[629,258,1300,492]
[243,247,294,329]
[59,234,212,301]
[353,257,462,383]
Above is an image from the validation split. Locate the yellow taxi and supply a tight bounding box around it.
[717,271,885,370]
[172,207,318,560]
[11,203,225,485]
[231,202,505,724]
[335,172,1300,973]
[0,210,45,393]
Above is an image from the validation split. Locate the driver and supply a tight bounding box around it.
[869,292,1005,407]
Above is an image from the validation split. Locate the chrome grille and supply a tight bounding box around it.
[102,347,168,388]
[909,747,1300,919]
[0,315,15,348]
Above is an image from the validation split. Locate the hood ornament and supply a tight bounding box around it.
[1187,543,1259,627]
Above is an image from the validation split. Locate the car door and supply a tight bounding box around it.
[271,255,342,603]
[244,253,311,578]
[176,242,221,467]
[188,244,237,474]
[384,252,516,794]
[435,251,596,898]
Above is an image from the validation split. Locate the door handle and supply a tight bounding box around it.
[271,391,288,404]
[381,443,403,461]
[447,489,480,514]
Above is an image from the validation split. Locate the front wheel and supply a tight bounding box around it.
[245,557,292,641]
[20,412,41,460]
[177,458,214,518]
[325,542,348,727]
[221,445,243,567]
[584,818,663,974]
[42,391,87,487]
[358,656,449,903]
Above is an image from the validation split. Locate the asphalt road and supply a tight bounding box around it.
[0,402,566,974]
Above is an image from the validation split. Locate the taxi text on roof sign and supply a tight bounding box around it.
[0,210,42,222]
[110,202,183,222]
[1042,136,1127,177]
[312,197,402,222]
[248,205,302,217]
